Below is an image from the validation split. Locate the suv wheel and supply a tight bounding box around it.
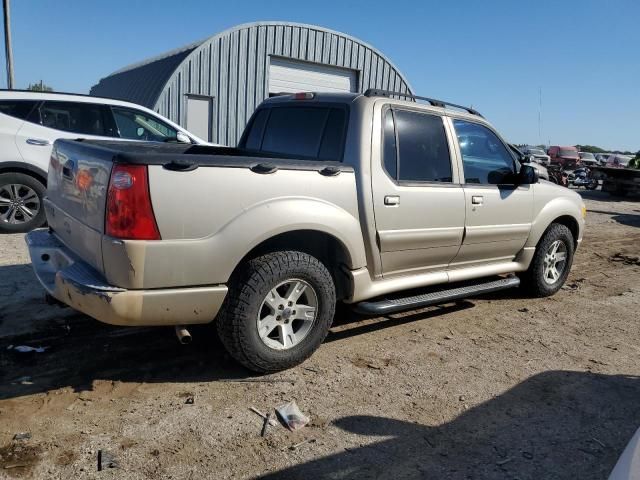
[0,173,46,234]
[217,251,336,372]
[520,223,575,297]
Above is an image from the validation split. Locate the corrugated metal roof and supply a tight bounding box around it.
[90,43,201,108]
[90,21,413,145]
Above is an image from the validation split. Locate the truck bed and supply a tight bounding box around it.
[45,139,359,290]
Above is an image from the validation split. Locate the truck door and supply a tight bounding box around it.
[371,107,466,277]
[448,118,533,267]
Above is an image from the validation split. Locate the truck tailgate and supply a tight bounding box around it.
[45,140,114,274]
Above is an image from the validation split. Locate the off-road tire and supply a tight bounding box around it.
[217,251,336,372]
[520,223,575,297]
[0,172,46,234]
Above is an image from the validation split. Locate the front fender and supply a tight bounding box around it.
[525,194,584,248]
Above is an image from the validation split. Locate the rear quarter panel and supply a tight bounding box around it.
[101,166,367,289]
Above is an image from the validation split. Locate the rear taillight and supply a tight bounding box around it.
[106,164,161,240]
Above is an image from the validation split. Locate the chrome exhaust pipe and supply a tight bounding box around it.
[174,326,192,345]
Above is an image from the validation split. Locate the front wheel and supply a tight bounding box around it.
[520,224,575,297]
[0,172,46,233]
[217,251,336,372]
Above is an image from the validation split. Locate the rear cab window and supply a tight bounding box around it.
[240,104,348,161]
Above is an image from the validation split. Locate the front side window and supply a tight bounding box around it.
[0,100,38,121]
[453,119,516,185]
[241,106,348,161]
[392,110,452,183]
[40,101,108,136]
[111,107,178,142]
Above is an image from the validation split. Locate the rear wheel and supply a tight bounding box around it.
[0,173,46,233]
[217,251,336,372]
[520,223,574,297]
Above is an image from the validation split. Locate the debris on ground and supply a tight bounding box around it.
[610,252,640,265]
[7,345,48,353]
[184,396,195,405]
[249,407,278,427]
[288,438,316,451]
[276,401,310,431]
[13,432,31,441]
[97,449,119,471]
[518,307,529,313]
[261,412,273,437]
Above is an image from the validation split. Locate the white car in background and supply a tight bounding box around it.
[0,90,206,233]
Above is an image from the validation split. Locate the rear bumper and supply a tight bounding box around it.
[25,229,227,326]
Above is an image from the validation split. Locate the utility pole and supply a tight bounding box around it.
[2,0,14,89]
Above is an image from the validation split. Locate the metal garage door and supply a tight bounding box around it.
[269,57,357,95]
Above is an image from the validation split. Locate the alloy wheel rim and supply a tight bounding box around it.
[0,184,40,225]
[256,279,318,350]
[543,240,568,285]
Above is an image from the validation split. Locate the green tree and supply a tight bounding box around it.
[26,80,53,92]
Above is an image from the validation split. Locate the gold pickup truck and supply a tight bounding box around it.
[26,90,586,372]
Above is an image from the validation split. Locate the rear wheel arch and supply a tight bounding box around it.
[233,229,354,301]
[0,163,47,187]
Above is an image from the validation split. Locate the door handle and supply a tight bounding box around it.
[384,195,400,206]
[26,138,52,146]
[471,195,484,205]
[62,159,76,180]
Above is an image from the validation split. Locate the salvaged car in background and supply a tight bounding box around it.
[0,90,206,233]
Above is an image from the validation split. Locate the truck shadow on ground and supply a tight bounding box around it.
[588,209,640,228]
[259,371,640,480]
[0,294,476,400]
[577,189,639,202]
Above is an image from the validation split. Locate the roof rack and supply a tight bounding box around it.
[363,88,483,117]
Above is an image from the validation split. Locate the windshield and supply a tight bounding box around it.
[579,152,595,159]
[559,149,579,158]
[528,149,545,155]
[609,156,631,166]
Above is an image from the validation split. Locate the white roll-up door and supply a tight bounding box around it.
[269,57,357,95]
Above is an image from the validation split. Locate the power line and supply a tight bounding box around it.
[2,0,14,89]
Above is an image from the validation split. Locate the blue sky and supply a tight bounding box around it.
[2,0,638,151]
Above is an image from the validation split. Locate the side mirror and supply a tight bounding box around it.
[519,164,539,184]
[176,132,191,144]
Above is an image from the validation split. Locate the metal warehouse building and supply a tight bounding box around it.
[90,21,413,145]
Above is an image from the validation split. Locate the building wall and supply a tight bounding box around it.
[154,22,412,146]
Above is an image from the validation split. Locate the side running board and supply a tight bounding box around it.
[353,276,520,316]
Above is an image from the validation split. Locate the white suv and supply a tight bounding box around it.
[0,90,206,233]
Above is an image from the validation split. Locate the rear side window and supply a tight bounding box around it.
[242,106,347,161]
[382,109,397,178]
[0,100,38,120]
[387,110,452,183]
[40,101,109,136]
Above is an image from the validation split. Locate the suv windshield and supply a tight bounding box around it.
[528,149,545,155]
[579,152,595,159]
[241,105,348,161]
[559,149,579,157]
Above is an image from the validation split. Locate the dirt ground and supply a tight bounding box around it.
[0,189,639,480]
